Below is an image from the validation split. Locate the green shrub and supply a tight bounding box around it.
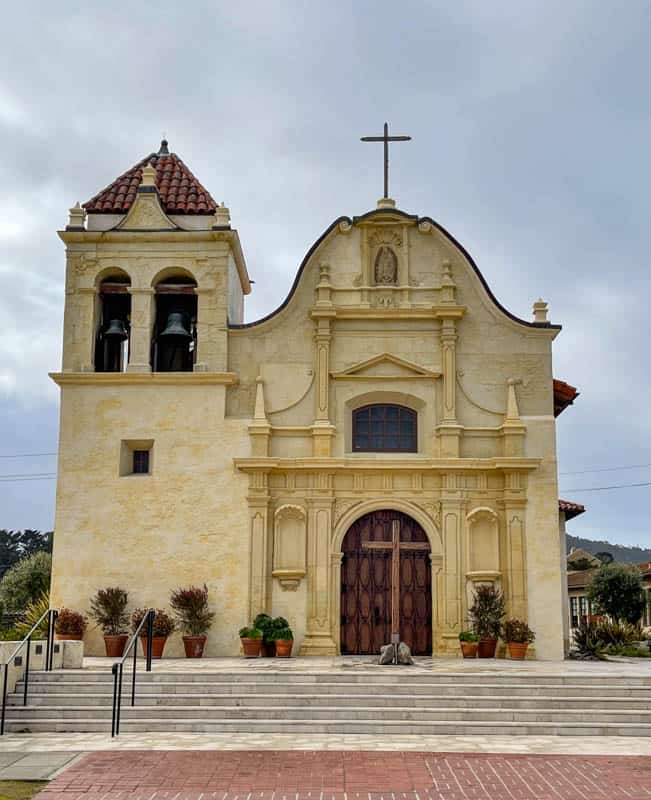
[239,626,262,639]
[170,584,215,636]
[89,587,129,636]
[573,619,605,659]
[458,630,479,642]
[253,614,290,644]
[503,618,536,644]
[587,563,646,624]
[0,552,51,613]
[603,644,651,657]
[594,618,640,647]
[269,626,293,641]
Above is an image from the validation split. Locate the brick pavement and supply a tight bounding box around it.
[35,750,651,800]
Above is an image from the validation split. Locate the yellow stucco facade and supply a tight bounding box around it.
[50,149,565,659]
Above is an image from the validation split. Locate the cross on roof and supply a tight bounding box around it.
[361,122,412,199]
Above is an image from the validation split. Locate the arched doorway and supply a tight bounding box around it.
[340,509,432,655]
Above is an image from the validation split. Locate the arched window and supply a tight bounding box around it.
[352,404,417,453]
[152,275,197,372]
[95,275,131,372]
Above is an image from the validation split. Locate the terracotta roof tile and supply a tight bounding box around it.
[83,141,217,216]
[554,378,579,417]
[559,498,586,520]
[567,568,597,588]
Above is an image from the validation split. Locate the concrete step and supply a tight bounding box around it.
[25,670,651,687]
[7,704,651,724]
[4,717,651,736]
[9,691,651,711]
[15,679,651,698]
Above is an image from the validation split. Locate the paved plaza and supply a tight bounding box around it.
[33,750,651,800]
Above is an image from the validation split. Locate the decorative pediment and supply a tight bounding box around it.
[331,353,440,381]
[118,192,178,231]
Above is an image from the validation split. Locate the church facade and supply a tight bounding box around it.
[50,141,568,659]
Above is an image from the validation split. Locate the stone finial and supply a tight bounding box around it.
[533,298,548,323]
[158,138,170,156]
[505,378,522,422]
[253,376,267,421]
[376,197,396,209]
[214,202,231,227]
[67,202,86,230]
[140,161,157,188]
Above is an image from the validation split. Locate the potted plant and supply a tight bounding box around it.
[271,625,294,658]
[88,587,130,657]
[131,608,175,659]
[469,584,505,658]
[253,613,276,656]
[458,629,479,658]
[504,618,535,660]
[55,608,88,641]
[170,584,215,658]
[239,626,263,657]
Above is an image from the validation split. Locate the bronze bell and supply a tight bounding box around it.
[104,318,128,341]
[159,311,192,341]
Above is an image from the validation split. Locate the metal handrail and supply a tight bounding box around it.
[0,608,59,735]
[111,609,155,737]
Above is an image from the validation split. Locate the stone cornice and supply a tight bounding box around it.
[50,372,239,387]
[234,456,541,473]
[309,305,466,321]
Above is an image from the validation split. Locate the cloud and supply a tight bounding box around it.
[0,0,649,546]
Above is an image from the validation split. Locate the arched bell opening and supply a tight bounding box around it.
[152,274,197,372]
[95,274,131,372]
[340,509,432,656]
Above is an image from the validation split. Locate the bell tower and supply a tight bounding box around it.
[57,140,250,376]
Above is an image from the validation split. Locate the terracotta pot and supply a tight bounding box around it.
[478,637,497,658]
[460,641,478,659]
[241,637,262,658]
[260,641,276,657]
[55,632,83,641]
[140,635,168,659]
[274,639,293,658]
[104,634,128,658]
[183,635,207,658]
[507,642,529,660]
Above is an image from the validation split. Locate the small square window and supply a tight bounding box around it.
[119,439,154,476]
[133,450,150,474]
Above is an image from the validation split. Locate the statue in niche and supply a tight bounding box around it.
[374,246,398,285]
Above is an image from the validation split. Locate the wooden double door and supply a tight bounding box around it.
[340,510,432,655]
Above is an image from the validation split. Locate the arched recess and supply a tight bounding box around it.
[331,499,442,655]
[94,270,131,372]
[151,271,198,371]
[465,506,501,620]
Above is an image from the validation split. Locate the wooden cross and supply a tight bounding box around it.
[360,122,412,199]
[362,519,430,647]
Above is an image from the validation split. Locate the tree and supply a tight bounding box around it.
[0,552,52,613]
[567,557,595,572]
[0,531,53,581]
[587,563,646,624]
[595,551,614,564]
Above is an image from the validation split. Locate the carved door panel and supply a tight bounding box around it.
[340,510,432,656]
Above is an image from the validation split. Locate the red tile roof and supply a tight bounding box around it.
[83,141,217,216]
[559,499,586,520]
[567,568,596,588]
[554,378,579,417]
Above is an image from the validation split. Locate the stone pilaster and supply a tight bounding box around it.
[76,287,97,372]
[299,494,337,655]
[311,308,336,457]
[247,471,271,620]
[194,285,227,372]
[437,318,462,457]
[438,473,464,654]
[126,288,154,373]
[504,496,528,620]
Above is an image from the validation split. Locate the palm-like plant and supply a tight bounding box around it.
[169,585,215,636]
[88,587,129,636]
[469,584,506,639]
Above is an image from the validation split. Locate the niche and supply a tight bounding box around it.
[95,275,131,372]
[272,505,307,591]
[152,275,197,372]
[467,507,500,575]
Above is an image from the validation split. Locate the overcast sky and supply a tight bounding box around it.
[1,1,650,549]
